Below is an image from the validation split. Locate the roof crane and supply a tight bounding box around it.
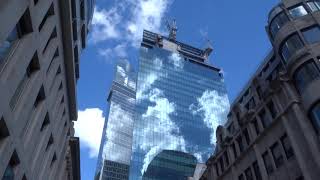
[166,19,177,41]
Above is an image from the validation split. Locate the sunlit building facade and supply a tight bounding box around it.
[129,30,230,179]
[95,59,136,180]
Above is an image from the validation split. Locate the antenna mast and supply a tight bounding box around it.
[166,19,177,41]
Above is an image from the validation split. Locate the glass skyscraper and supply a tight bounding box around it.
[129,30,230,179]
[95,59,136,180]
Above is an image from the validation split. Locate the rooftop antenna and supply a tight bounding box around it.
[203,37,213,59]
[166,19,177,41]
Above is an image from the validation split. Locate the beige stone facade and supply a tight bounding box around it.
[0,0,92,179]
[201,0,320,180]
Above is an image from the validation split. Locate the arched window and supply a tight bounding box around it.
[280,34,304,62]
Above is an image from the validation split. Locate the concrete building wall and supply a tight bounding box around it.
[0,0,92,179]
[202,0,320,180]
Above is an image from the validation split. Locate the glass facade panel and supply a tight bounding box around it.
[289,5,308,19]
[95,59,136,180]
[302,26,320,44]
[294,61,320,93]
[281,34,304,62]
[307,1,320,12]
[310,102,320,132]
[130,45,229,179]
[0,27,18,63]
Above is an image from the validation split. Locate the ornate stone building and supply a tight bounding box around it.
[0,0,93,179]
[201,0,320,180]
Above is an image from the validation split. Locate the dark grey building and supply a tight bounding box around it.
[95,59,136,180]
[0,0,93,179]
[201,0,320,180]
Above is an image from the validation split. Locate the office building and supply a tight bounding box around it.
[0,0,93,179]
[129,29,230,179]
[95,59,136,180]
[201,0,320,180]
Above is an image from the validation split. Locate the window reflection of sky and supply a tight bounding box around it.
[130,47,230,179]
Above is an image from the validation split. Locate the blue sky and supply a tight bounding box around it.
[74,0,279,179]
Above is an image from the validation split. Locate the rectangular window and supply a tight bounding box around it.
[280,134,294,159]
[245,167,254,180]
[259,109,272,128]
[224,151,229,167]
[219,157,224,172]
[271,142,284,168]
[267,101,277,119]
[237,136,244,153]
[252,118,261,135]
[269,12,289,38]
[307,1,320,12]
[253,161,262,180]
[302,26,320,44]
[215,163,220,176]
[310,102,320,132]
[232,142,238,159]
[289,5,308,19]
[262,151,274,174]
[38,3,54,32]
[294,61,320,93]
[243,128,251,146]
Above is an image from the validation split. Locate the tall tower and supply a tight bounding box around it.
[0,0,93,179]
[95,59,136,180]
[129,30,230,179]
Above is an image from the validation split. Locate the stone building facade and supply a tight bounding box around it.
[0,0,93,179]
[201,0,320,180]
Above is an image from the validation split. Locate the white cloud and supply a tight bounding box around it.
[91,7,122,43]
[98,43,128,61]
[74,108,105,158]
[126,0,172,46]
[189,90,230,144]
[169,52,184,70]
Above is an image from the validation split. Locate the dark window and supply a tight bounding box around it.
[0,27,19,63]
[56,66,61,75]
[252,118,261,136]
[34,0,38,5]
[18,9,33,36]
[50,153,57,167]
[40,113,50,131]
[0,117,10,141]
[10,53,40,109]
[238,174,245,180]
[71,0,77,18]
[22,175,27,180]
[256,86,262,99]
[267,101,277,119]
[232,142,238,159]
[237,136,244,153]
[269,12,289,38]
[43,27,57,54]
[3,151,20,180]
[310,102,320,132]
[280,134,294,159]
[302,26,320,44]
[46,48,59,74]
[38,3,54,31]
[80,1,85,20]
[259,110,272,128]
[34,86,45,107]
[281,34,304,62]
[245,98,256,110]
[245,167,254,180]
[61,96,64,104]
[215,163,220,176]
[294,61,320,93]
[271,142,284,168]
[224,151,229,167]
[307,1,320,12]
[81,25,86,48]
[59,82,63,90]
[46,134,54,151]
[289,5,308,19]
[219,157,224,172]
[72,20,78,41]
[243,128,251,146]
[296,176,304,180]
[253,161,262,180]
[262,151,274,174]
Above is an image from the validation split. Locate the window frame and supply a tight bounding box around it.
[293,60,320,93]
[288,4,308,19]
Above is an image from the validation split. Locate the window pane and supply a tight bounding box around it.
[259,110,271,128]
[294,61,320,93]
[307,2,319,12]
[270,12,289,38]
[281,34,304,62]
[253,161,262,180]
[0,27,18,62]
[310,102,320,132]
[262,151,274,174]
[271,142,284,168]
[281,134,294,159]
[302,26,320,44]
[289,5,308,19]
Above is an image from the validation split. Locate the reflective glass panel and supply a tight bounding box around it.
[130,46,229,179]
[289,5,308,19]
[0,27,18,63]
